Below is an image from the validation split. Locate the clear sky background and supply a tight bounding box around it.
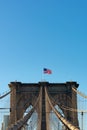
[0,0,87,128]
[0,0,87,93]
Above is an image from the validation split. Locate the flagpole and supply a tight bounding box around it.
[41,69,44,82]
[41,70,43,81]
[42,68,52,82]
[41,70,45,82]
[41,68,46,82]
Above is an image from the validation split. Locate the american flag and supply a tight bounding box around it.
[43,68,52,74]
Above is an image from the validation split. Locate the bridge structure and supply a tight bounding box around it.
[3,81,79,130]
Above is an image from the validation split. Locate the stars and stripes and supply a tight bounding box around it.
[43,68,52,74]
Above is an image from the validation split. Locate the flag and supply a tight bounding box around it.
[43,68,52,74]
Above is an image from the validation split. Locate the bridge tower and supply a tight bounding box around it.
[8,81,79,130]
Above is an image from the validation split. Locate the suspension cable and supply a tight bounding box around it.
[72,87,87,99]
[61,105,87,113]
[0,91,11,99]
[45,87,80,130]
[7,87,42,130]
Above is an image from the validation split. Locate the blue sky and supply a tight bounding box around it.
[0,0,87,129]
[0,0,87,92]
